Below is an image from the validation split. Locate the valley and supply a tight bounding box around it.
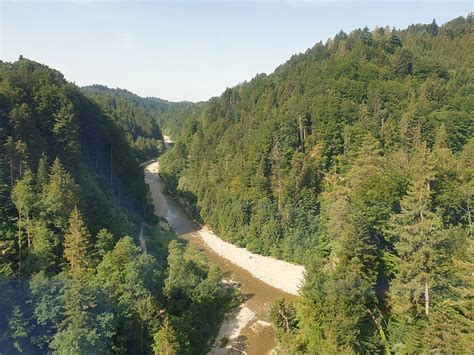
[145,157,303,354]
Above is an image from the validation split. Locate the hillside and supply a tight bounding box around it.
[82,84,166,162]
[82,84,202,146]
[0,59,231,353]
[159,16,473,352]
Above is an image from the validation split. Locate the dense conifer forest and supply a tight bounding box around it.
[0,59,231,353]
[82,84,202,147]
[159,16,473,352]
[82,85,166,162]
[1,14,472,355]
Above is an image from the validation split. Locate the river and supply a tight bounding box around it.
[144,137,304,354]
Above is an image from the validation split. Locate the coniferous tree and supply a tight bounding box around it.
[50,278,115,354]
[11,169,36,250]
[152,317,179,355]
[386,144,452,350]
[36,154,49,192]
[7,305,29,353]
[11,169,36,279]
[64,207,91,275]
[42,158,78,233]
[430,19,439,36]
[94,229,115,260]
[25,219,56,274]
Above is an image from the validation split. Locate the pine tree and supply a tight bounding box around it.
[152,317,179,355]
[457,139,473,234]
[24,219,56,274]
[424,236,474,353]
[430,19,439,36]
[347,133,384,189]
[389,145,442,314]
[64,207,91,275]
[11,169,36,279]
[0,153,16,276]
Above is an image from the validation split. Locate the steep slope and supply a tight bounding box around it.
[0,59,231,354]
[82,84,202,145]
[159,16,473,352]
[82,85,166,162]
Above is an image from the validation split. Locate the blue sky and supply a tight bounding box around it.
[1,1,472,102]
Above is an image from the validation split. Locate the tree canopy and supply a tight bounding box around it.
[159,16,474,353]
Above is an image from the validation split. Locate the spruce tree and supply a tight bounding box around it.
[11,169,36,279]
[387,144,452,350]
[42,158,78,233]
[11,169,36,250]
[7,305,29,352]
[50,278,115,354]
[94,228,115,260]
[36,154,49,193]
[152,317,179,355]
[64,207,91,275]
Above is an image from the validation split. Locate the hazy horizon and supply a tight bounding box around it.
[1,0,472,102]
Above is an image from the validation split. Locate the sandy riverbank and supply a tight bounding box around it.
[146,161,305,353]
[198,227,305,295]
[145,161,305,296]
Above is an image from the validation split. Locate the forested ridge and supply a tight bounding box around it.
[0,59,232,353]
[82,84,202,146]
[82,85,166,162]
[159,16,473,352]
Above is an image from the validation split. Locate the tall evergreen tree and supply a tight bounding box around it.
[42,158,78,233]
[36,154,49,193]
[7,305,30,353]
[64,207,91,275]
[152,317,179,355]
[11,169,36,251]
[386,145,452,351]
[50,278,115,354]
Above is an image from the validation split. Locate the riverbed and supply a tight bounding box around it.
[145,160,305,354]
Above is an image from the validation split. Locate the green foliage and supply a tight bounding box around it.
[94,228,115,260]
[158,16,474,353]
[42,158,79,233]
[7,305,30,353]
[49,277,116,354]
[270,298,298,334]
[164,240,231,353]
[1,15,472,354]
[64,207,92,275]
[153,317,179,355]
[0,59,229,354]
[82,85,165,162]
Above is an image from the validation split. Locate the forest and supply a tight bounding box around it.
[81,85,166,162]
[0,59,232,353]
[0,14,472,355]
[158,16,473,353]
[82,84,202,151]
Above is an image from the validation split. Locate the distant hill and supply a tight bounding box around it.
[82,84,166,161]
[82,84,202,142]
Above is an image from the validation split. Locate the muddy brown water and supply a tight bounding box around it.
[145,166,298,354]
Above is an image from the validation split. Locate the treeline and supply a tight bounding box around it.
[0,59,231,353]
[159,16,473,352]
